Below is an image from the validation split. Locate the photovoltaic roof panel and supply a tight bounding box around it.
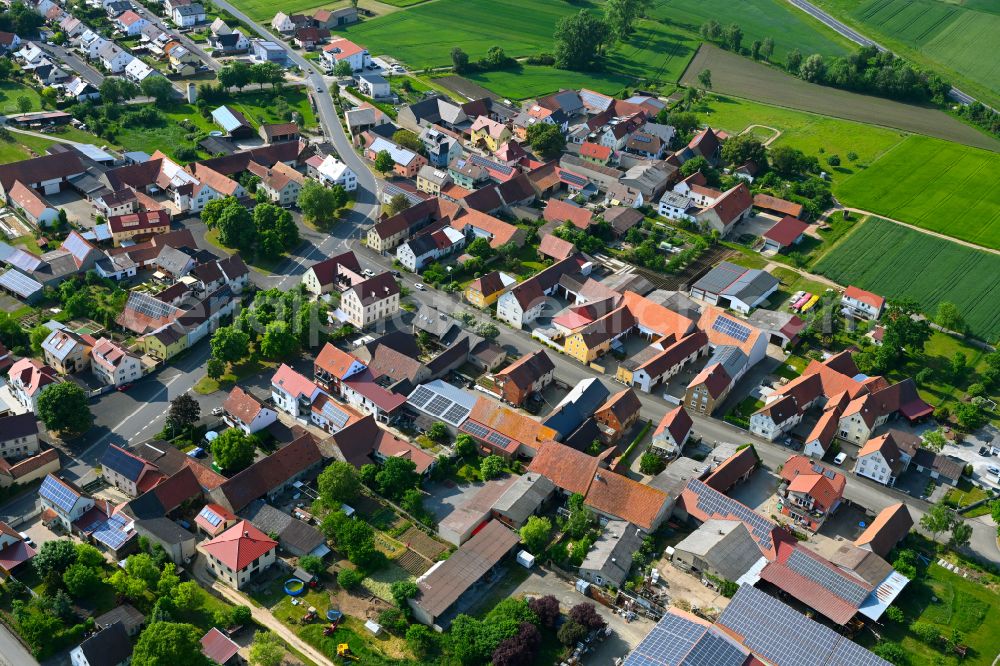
[199,506,223,527]
[718,585,892,666]
[712,316,751,343]
[321,401,351,429]
[623,610,706,665]
[462,421,490,439]
[443,403,469,424]
[8,249,43,272]
[470,153,514,176]
[101,445,146,482]
[40,475,80,514]
[487,432,512,450]
[786,548,870,606]
[408,386,434,409]
[0,269,44,298]
[425,395,451,417]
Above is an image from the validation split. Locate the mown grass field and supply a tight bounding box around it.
[680,45,1000,151]
[697,95,906,184]
[813,217,1000,341]
[835,135,1000,250]
[466,65,635,99]
[812,0,1000,108]
[0,82,43,114]
[651,0,854,61]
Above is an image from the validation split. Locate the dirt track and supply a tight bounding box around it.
[680,44,1000,152]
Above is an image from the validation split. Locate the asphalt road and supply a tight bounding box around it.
[786,0,986,108]
[39,43,104,86]
[134,6,222,72]
[0,623,38,666]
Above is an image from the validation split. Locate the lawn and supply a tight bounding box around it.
[0,82,43,114]
[811,0,1000,108]
[467,65,635,100]
[858,563,1000,665]
[885,330,1000,425]
[812,217,1000,342]
[680,45,1000,152]
[767,266,837,312]
[834,135,1000,250]
[696,95,906,185]
[649,0,854,62]
[229,0,352,22]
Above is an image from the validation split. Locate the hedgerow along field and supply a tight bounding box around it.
[680,45,999,151]
[812,0,1000,107]
[812,218,1000,342]
[834,136,1000,250]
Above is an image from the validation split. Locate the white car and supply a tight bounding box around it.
[362,268,375,277]
[414,283,425,290]
[987,465,1000,477]
[18,532,34,547]
[211,407,223,416]
[833,452,848,466]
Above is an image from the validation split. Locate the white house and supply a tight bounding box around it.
[316,155,357,191]
[64,76,101,101]
[340,272,400,329]
[7,358,59,413]
[357,72,390,99]
[841,286,885,320]
[115,10,148,35]
[200,520,277,589]
[322,37,369,72]
[223,386,278,435]
[124,58,158,83]
[39,474,94,531]
[270,364,322,417]
[657,191,695,222]
[7,181,60,227]
[270,12,296,33]
[172,4,205,27]
[70,622,132,666]
[854,433,906,486]
[97,42,134,73]
[396,227,465,272]
[90,338,142,387]
[650,405,692,458]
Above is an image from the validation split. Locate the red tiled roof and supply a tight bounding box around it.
[315,343,362,379]
[0,540,35,572]
[763,216,809,247]
[543,198,593,230]
[854,503,913,558]
[689,363,731,399]
[271,364,318,400]
[753,193,803,218]
[527,441,598,496]
[780,455,845,512]
[538,233,575,261]
[580,142,612,161]
[323,37,365,58]
[201,627,240,664]
[223,386,267,424]
[201,519,276,571]
[844,286,885,311]
[584,470,667,531]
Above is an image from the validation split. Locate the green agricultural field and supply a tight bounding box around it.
[342,0,597,69]
[0,82,44,115]
[696,95,907,184]
[813,217,1000,341]
[650,0,854,61]
[812,0,1000,107]
[467,66,635,99]
[835,135,1000,250]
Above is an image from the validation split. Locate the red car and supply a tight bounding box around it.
[116,383,133,392]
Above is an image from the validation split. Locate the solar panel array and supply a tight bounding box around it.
[406,384,472,427]
[787,548,871,606]
[63,233,92,263]
[91,513,133,550]
[470,153,514,177]
[684,631,750,666]
[811,462,838,481]
[462,421,490,439]
[40,475,79,513]
[688,479,774,552]
[199,506,223,527]
[718,586,892,666]
[559,170,589,188]
[623,610,704,665]
[487,432,512,450]
[8,249,42,272]
[0,269,43,298]
[630,133,652,144]
[320,401,351,430]
[102,445,145,481]
[127,291,179,320]
[712,316,752,343]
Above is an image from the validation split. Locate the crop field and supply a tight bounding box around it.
[835,136,1000,249]
[342,0,597,70]
[813,218,1000,341]
[696,95,906,184]
[812,0,1000,107]
[680,45,1000,151]
[650,0,854,61]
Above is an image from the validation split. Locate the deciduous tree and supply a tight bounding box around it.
[374,149,395,174]
[480,454,504,480]
[317,460,361,506]
[132,622,210,666]
[167,393,201,435]
[519,515,552,553]
[553,10,607,71]
[526,122,565,159]
[211,428,255,473]
[249,630,284,666]
[37,382,93,435]
[298,180,347,227]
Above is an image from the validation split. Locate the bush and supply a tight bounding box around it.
[639,452,666,475]
[557,620,587,646]
[884,605,905,623]
[378,608,408,635]
[337,568,364,590]
[910,620,942,647]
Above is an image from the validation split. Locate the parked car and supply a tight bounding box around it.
[987,466,1000,477]
[18,532,34,547]
[979,446,990,456]
[362,268,375,277]
[414,283,425,290]
[211,407,223,416]
[117,383,132,391]
[833,452,848,466]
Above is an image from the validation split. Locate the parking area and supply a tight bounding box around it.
[46,190,99,227]
[727,469,781,512]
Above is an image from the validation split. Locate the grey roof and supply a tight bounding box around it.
[659,191,692,208]
[40,328,87,362]
[542,377,610,439]
[155,245,193,274]
[412,303,460,340]
[673,519,764,581]
[75,622,132,666]
[692,261,745,295]
[579,520,644,587]
[94,604,145,633]
[240,500,325,554]
[707,345,747,385]
[134,517,196,545]
[650,456,709,496]
[490,472,554,525]
[174,3,204,15]
[721,269,779,304]
[646,289,703,319]
[748,308,798,331]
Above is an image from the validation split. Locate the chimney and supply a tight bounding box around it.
[244,531,249,537]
